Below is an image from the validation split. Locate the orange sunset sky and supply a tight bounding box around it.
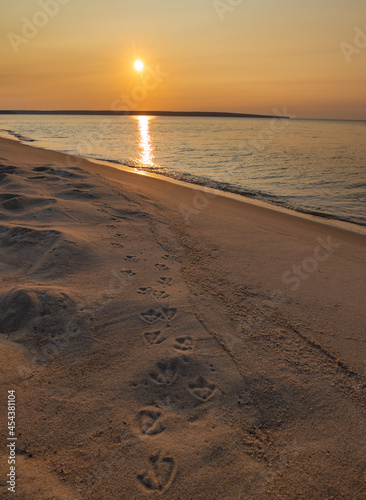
[1,0,365,120]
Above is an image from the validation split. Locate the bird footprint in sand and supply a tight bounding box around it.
[161,306,177,321]
[173,336,195,352]
[140,309,163,323]
[125,255,139,262]
[138,409,166,436]
[149,359,179,386]
[157,277,173,286]
[137,451,176,493]
[155,264,169,271]
[140,307,177,323]
[138,287,153,295]
[120,270,136,277]
[137,288,170,299]
[152,290,170,299]
[143,331,167,346]
[188,377,217,401]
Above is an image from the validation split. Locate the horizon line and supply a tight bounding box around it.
[0,110,289,119]
[0,110,365,122]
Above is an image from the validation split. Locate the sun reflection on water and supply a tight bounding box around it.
[135,116,155,166]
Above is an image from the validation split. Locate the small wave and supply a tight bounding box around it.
[346,182,366,189]
[91,155,364,226]
[1,129,35,143]
[89,154,366,227]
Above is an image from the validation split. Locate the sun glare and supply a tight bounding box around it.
[134,60,144,71]
[136,116,155,166]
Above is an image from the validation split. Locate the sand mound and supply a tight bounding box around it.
[0,165,18,184]
[35,239,94,279]
[0,287,75,334]
[0,287,84,363]
[0,225,93,279]
[0,288,40,333]
[32,165,84,180]
[0,165,17,175]
[0,225,61,253]
[0,193,56,212]
[56,187,99,200]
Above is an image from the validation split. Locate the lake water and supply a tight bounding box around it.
[1,114,365,226]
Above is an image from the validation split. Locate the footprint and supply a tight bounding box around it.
[120,270,136,277]
[150,359,179,385]
[188,377,217,401]
[140,309,163,323]
[157,277,173,286]
[137,451,176,493]
[143,331,167,346]
[161,306,177,321]
[161,255,170,260]
[114,233,127,239]
[106,225,117,229]
[111,242,124,248]
[152,290,170,300]
[155,264,169,271]
[138,409,166,436]
[173,337,194,352]
[124,255,139,262]
[138,287,153,295]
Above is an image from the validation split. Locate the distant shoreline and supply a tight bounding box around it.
[0,110,289,119]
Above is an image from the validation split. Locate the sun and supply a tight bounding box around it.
[134,60,144,71]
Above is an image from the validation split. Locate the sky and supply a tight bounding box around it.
[1,0,365,120]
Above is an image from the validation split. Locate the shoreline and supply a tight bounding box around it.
[2,134,365,235]
[93,157,366,235]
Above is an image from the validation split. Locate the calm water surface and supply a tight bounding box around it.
[1,115,365,226]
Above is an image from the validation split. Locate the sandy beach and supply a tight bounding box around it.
[0,136,365,499]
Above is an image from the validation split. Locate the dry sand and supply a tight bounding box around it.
[0,136,365,499]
